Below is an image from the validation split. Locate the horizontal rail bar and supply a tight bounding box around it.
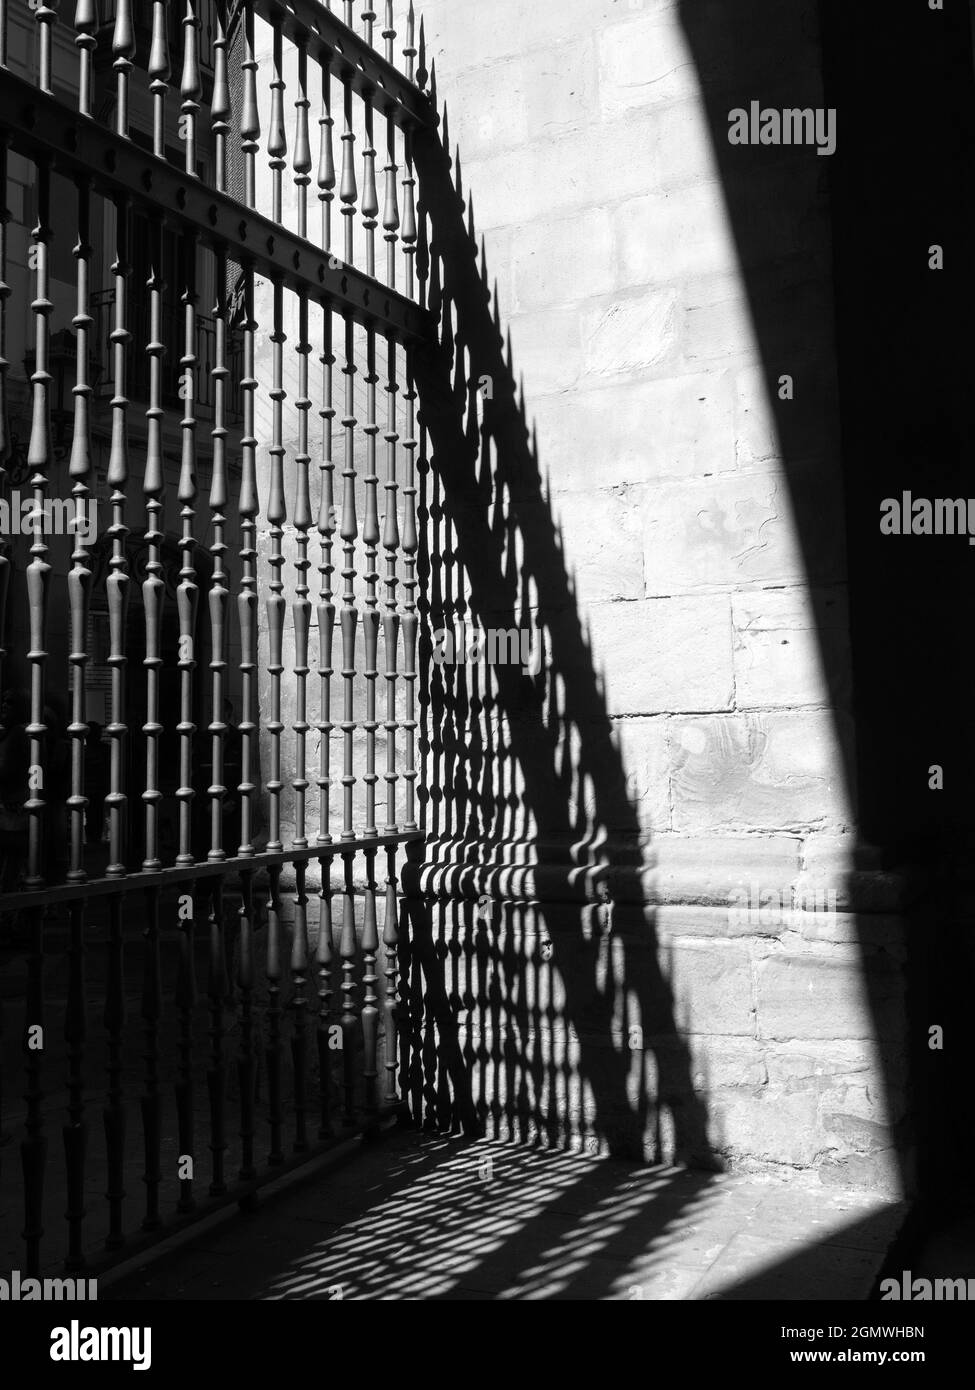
[0,70,434,345]
[251,0,434,128]
[0,831,424,909]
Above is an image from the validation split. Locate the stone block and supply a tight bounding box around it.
[579,714,671,832]
[665,939,756,1037]
[614,184,740,288]
[422,0,636,73]
[546,488,646,604]
[684,1036,768,1091]
[596,10,696,120]
[648,832,802,906]
[580,289,681,383]
[445,39,598,160]
[709,1088,824,1168]
[534,370,738,494]
[733,361,780,465]
[506,305,586,396]
[732,585,853,710]
[508,205,616,315]
[669,710,853,834]
[639,471,810,596]
[755,947,906,1042]
[682,283,758,366]
[648,97,734,195]
[456,106,668,234]
[573,594,734,716]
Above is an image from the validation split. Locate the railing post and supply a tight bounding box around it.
[318,65,335,256]
[361,848,379,1127]
[340,311,358,840]
[142,212,165,875]
[63,172,94,1271]
[316,852,335,1137]
[103,187,131,1243]
[317,304,336,844]
[112,0,135,138]
[265,863,284,1165]
[148,0,170,158]
[207,878,230,1194]
[237,266,259,857]
[292,292,313,1151]
[294,42,312,240]
[175,227,200,1214]
[363,327,380,838]
[181,0,202,177]
[383,847,400,1113]
[266,279,286,854]
[75,1,97,117]
[237,868,257,1183]
[340,851,358,1123]
[21,153,54,1276]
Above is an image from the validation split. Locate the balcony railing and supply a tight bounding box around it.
[0,0,437,1278]
[96,0,220,77]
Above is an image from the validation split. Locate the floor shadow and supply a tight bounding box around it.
[101,1130,903,1302]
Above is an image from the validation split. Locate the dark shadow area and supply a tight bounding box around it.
[0,883,362,1276]
[673,0,975,1212]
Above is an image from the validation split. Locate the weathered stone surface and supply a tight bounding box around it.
[669,711,853,835]
[648,833,803,904]
[546,489,646,605]
[454,105,670,233]
[585,715,672,832]
[665,940,756,1038]
[533,371,738,493]
[573,596,734,716]
[764,1039,890,1088]
[506,306,587,395]
[684,1036,768,1091]
[709,1088,824,1168]
[442,39,598,160]
[596,11,696,119]
[755,948,906,1042]
[639,471,812,596]
[507,205,617,315]
[733,586,853,711]
[733,362,781,466]
[580,290,681,382]
[422,0,644,74]
[614,184,741,289]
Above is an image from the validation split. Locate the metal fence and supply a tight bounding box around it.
[0,0,435,1276]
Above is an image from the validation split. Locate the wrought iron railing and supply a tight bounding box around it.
[96,0,221,78]
[0,0,435,1276]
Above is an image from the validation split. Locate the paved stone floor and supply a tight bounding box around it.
[101,1131,908,1301]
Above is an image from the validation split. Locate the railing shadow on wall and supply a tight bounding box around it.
[401,100,714,1177]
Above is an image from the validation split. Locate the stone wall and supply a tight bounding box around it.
[403,0,912,1192]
